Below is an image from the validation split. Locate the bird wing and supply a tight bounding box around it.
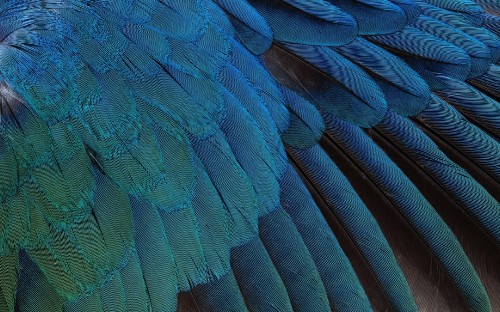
[0,0,498,311]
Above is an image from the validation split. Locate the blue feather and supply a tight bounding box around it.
[248,0,357,46]
[377,110,500,243]
[259,207,331,311]
[327,0,409,34]
[231,238,293,311]
[434,75,500,138]
[469,64,500,98]
[324,113,491,311]
[412,15,492,78]
[416,95,500,181]
[334,38,431,116]
[280,87,326,148]
[418,0,484,19]
[288,144,417,311]
[280,165,373,311]
[213,0,273,54]
[369,26,473,87]
[482,14,500,38]
[1,0,499,311]
[264,43,388,127]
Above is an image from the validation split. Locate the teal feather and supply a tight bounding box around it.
[190,270,248,311]
[288,144,417,311]
[118,253,150,311]
[16,251,64,312]
[0,253,18,312]
[0,1,499,311]
[377,110,500,243]
[279,165,373,311]
[324,113,492,311]
[231,238,294,311]
[259,207,331,311]
[130,197,178,312]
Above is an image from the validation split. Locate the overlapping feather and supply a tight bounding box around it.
[0,0,498,311]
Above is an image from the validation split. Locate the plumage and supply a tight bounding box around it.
[324,114,490,311]
[0,0,498,311]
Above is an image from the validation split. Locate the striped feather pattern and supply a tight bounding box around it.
[334,38,431,116]
[288,144,417,311]
[248,0,358,46]
[213,0,273,54]
[412,15,492,78]
[377,110,500,243]
[420,0,484,17]
[482,14,500,37]
[0,0,498,311]
[469,64,500,99]
[415,95,500,182]
[434,76,500,138]
[369,26,472,84]
[324,113,491,311]
[264,43,388,127]
[327,0,409,34]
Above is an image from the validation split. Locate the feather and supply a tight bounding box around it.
[218,62,288,173]
[130,197,178,312]
[288,144,417,311]
[213,0,273,54]
[99,273,126,312]
[327,0,409,34]
[376,110,500,243]
[482,14,500,37]
[263,43,388,127]
[475,0,500,15]
[324,113,491,311]
[434,75,500,139]
[412,15,492,78]
[229,40,291,134]
[189,270,248,311]
[469,64,500,99]
[417,2,500,63]
[280,87,326,148]
[0,253,18,312]
[420,0,484,18]
[1,0,499,311]
[390,0,422,23]
[259,207,330,310]
[334,38,431,116]
[190,131,259,246]
[247,0,357,46]
[231,238,293,311]
[119,253,150,311]
[368,26,473,87]
[415,95,500,182]
[280,165,372,311]
[16,251,64,312]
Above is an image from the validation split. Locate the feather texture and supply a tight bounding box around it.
[0,0,498,311]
